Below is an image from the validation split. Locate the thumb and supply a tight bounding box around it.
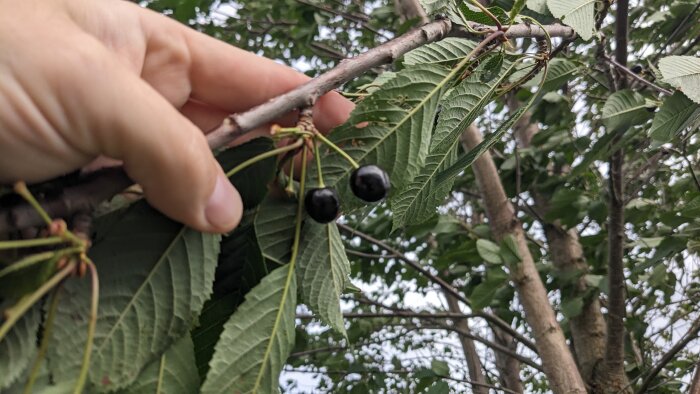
[75,63,242,233]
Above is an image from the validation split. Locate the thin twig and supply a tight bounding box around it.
[337,222,539,353]
[603,55,672,95]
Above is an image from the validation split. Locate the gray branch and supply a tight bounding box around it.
[0,20,575,234]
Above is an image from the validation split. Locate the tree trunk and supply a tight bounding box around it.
[689,362,700,394]
[514,103,607,386]
[461,125,586,393]
[493,318,524,393]
[443,290,489,394]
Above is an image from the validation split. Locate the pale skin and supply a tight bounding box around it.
[0,0,353,233]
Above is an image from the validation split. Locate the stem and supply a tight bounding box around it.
[23,288,62,394]
[13,182,52,226]
[73,260,99,394]
[314,132,360,169]
[469,0,502,30]
[0,260,76,343]
[314,142,326,187]
[0,247,82,279]
[290,145,308,270]
[0,237,65,250]
[225,139,305,178]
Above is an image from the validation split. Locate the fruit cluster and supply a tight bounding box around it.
[305,164,390,223]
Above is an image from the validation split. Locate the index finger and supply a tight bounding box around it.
[137,7,354,134]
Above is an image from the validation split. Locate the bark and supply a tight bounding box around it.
[461,125,586,393]
[598,1,631,391]
[493,324,524,393]
[689,362,700,394]
[514,104,607,386]
[443,290,489,394]
[0,19,576,235]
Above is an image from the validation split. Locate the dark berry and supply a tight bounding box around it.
[631,64,643,74]
[350,165,390,202]
[304,187,340,223]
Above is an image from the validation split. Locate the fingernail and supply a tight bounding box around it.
[205,173,241,232]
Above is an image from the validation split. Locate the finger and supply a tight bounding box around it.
[133,6,354,133]
[65,46,243,233]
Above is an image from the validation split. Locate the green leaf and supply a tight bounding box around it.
[201,264,296,394]
[114,335,200,394]
[659,56,700,104]
[584,274,604,288]
[500,235,522,265]
[602,90,649,132]
[426,381,450,394]
[0,305,40,390]
[217,137,277,209]
[391,61,518,228]
[322,62,463,206]
[193,223,268,379]
[458,4,509,25]
[526,0,548,14]
[255,196,297,265]
[297,222,350,336]
[509,0,527,21]
[0,253,58,301]
[547,0,595,40]
[477,239,502,264]
[430,359,449,376]
[403,38,477,66]
[420,0,451,14]
[561,297,583,318]
[650,91,700,142]
[471,280,500,309]
[540,59,580,91]
[48,201,220,391]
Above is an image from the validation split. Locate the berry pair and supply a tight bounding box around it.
[304,164,390,223]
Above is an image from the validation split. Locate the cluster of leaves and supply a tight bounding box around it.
[3,0,700,393]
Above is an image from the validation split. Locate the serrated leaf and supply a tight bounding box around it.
[0,305,40,390]
[602,90,649,132]
[255,196,297,265]
[48,201,220,391]
[217,137,277,209]
[322,62,464,208]
[391,61,518,228]
[115,335,200,394]
[420,0,450,14]
[403,38,476,66]
[527,0,548,14]
[650,91,700,142]
[297,222,350,336]
[458,4,509,25]
[193,224,268,379]
[477,239,502,264]
[201,264,296,394]
[434,82,542,189]
[659,56,700,103]
[547,0,595,40]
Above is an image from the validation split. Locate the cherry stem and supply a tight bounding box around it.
[314,142,326,187]
[313,132,360,170]
[73,259,99,394]
[0,237,66,250]
[23,288,61,394]
[289,145,308,270]
[13,182,52,226]
[469,0,503,30]
[0,259,76,344]
[226,138,305,178]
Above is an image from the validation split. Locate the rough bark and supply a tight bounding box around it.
[443,290,489,394]
[493,324,524,393]
[689,362,700,394]
[598,0,631,391]
[461,125,586,393]
[514,104,607,386]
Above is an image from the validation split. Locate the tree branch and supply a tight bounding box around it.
[0,19,575,234]
[337,222,539,353]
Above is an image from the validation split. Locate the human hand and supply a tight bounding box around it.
[0,0,353,233]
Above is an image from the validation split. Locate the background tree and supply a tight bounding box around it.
[1,0,700,393]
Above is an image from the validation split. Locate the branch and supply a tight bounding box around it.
[637,319,700,394]
[0,19,575,234]
[337,222,539,353]
[602,55,672,95]
[296,311,476,319]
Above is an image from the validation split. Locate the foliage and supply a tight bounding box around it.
[2,0,700,393]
